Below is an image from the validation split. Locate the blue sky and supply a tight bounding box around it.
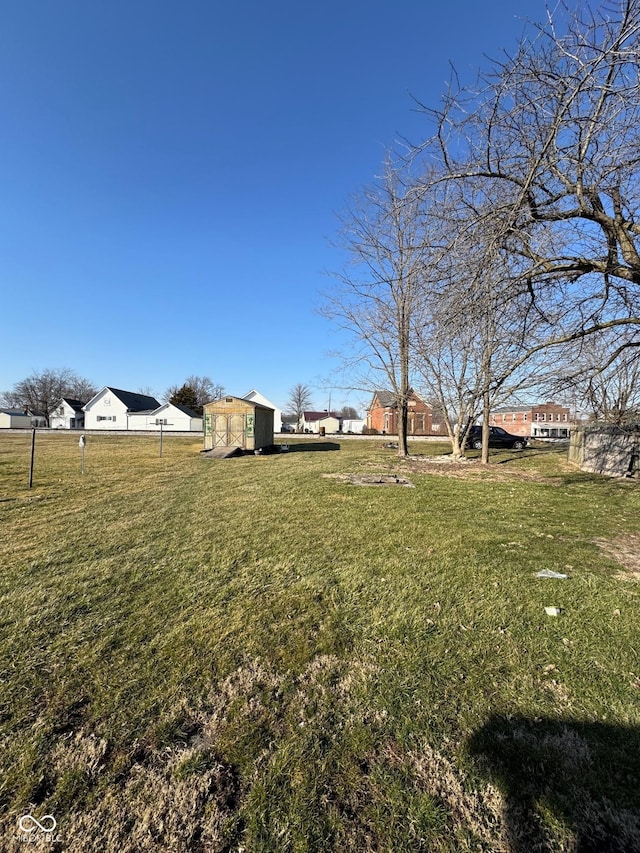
[1,0,549,415]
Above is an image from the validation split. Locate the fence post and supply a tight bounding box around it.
[28,429,36,488]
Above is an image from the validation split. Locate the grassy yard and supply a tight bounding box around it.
[0,432,639,852]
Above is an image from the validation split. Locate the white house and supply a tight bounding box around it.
[243,389,281,432]
[83,387,161,430]
[0,409,32,429]
[50,398,86,429]
[128,402,203,432]
[301,411,341,434]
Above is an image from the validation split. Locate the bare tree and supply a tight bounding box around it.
[286,383,314,432]
[554,330,640,424]
[324,159,426,457]
[1,368,97,426]
[338,405,360,419]
[413,0,640,352]
[408,173,550,460]
[164,376,224,410]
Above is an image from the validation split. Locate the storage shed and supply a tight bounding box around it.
[569,424,639,478]
[0,409,32,429]
[203,396,274,452]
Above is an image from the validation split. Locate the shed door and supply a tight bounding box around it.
[212,413,245,447]
[228,413,245,446]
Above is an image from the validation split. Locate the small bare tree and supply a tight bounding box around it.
[410,175,551,461]
[324,159,426,457]
[287,383,314,432]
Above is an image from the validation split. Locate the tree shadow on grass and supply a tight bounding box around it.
[492,447,566,465]
[278,441,341,452]
[468,714,640,852]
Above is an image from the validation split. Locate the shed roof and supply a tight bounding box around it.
[204,395,273,410]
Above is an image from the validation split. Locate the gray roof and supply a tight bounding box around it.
[0,409,31,416]
[372,390,396,408]
[371,389,426,408]
[105,387,161,412]
[60,398,86,412]
[170,404,201,418]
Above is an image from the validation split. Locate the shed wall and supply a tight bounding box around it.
[569,425,639,477]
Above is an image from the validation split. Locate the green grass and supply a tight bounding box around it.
[1,433,639,851]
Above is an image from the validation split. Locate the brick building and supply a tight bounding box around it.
[489,402,572,438]
[366,389,449,436]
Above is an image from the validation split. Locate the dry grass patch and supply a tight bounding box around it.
[595,532,640,579]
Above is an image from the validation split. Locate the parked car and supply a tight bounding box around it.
[281,423,295,433]
[462,425,527,450]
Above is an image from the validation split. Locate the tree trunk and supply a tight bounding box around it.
[397,396,409,457]
[481,388,491,465]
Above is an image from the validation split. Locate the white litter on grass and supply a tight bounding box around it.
[536,569,568,579]
[545,607,563,616]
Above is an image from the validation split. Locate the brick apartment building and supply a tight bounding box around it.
[366,389,449,436]
[489,402,572,438]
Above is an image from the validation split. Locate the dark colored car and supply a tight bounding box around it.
[462,425,527,450]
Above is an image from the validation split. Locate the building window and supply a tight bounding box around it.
[523,413,528,421]
[563,413,568,421]
[541,413,546,421]
[534,413,539,421]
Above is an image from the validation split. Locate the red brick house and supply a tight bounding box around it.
[366,389,449,436]
[489,402,572,438]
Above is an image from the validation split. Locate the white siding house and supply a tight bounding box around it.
[50,398,86,429]
[83,387,161,430]
[0,409,32,429]
[129,403,203,432]
[243,389,282,432]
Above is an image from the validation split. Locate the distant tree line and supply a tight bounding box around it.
[325,0,640,460]
[1,370,225,425]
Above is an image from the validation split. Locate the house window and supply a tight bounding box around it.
[155,418,168,425]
